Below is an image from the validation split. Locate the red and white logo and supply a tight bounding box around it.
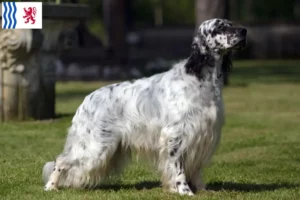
[23,7,37,24]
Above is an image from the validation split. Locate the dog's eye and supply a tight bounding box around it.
[216,25,224,30]
[212,28,222,36]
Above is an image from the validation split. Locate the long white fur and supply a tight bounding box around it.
[43,18,246,196]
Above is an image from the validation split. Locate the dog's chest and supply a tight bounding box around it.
[187,90,220,135]
[188,85,219,123]
[190,102,218,135]
[201,103,218,123]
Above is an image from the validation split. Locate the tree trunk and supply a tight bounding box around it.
[103,0,128,64]
[196,0,229,28]
[245,0,254,21]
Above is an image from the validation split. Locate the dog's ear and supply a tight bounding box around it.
[191,42,201,58]
[222,51,233,85]
[185,42,202,70]
[185,42,209,79]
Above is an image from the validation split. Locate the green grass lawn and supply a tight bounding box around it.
[1,60,300,200]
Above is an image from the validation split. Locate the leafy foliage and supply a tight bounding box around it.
[234,0,297,21]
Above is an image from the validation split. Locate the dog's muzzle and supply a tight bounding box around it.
[234,28,247,49]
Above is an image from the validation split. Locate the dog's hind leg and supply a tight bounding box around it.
[44,126,130,191]
[44,157,70,191]
[44,145,119,190]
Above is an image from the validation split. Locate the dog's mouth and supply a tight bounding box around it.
[234,38,247,49]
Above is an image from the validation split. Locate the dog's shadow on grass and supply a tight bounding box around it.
[94,181,161,191]
[206,181,300,192]
[94,181,299,192]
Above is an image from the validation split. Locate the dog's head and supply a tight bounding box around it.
[186,19,247,82]
[194,18,247,53]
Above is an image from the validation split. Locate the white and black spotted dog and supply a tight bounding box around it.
[43,19,247,196]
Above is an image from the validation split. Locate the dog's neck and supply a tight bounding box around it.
[185,43,224,82]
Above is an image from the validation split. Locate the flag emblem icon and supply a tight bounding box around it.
[2,2,42,29]
[23,7,37,25]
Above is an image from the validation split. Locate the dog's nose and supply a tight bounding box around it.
[239,28,247,36]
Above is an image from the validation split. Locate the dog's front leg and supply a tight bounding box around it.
[163,138,194,196]
[189,169,206,193]
[172,159,194,196]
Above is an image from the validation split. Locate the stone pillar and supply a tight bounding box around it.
[0,29,43,121]
[0,4,89,121]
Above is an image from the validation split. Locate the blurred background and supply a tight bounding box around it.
[20,0,300,82]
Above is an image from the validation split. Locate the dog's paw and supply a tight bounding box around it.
[44,182,58,191]
[178,188,194,196]
[196,183,206,191]
[177,182,195,196]
[192,181,206,192]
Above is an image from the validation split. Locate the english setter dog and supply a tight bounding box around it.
[43,18,247,196]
